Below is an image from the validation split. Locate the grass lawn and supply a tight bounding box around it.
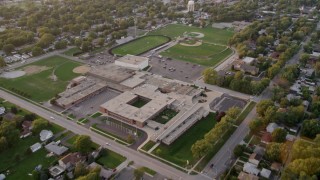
[131,98,149,108]
[161,43,232,67]
[0,136,57,179]
[153,109,179,124]
[96,149,126,169]
[50,123,65,134]
[111,35,170,56]
[63,47,82,56]
[141,167,157,176]
[66,134,79,145]
[236,101,256,125]
[152,113,216,167]
[141,141,156,151]
[149,24,234,45]
[0,55,82,102]
[91,112,102,118]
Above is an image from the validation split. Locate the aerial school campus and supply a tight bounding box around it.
[0,21,251,179]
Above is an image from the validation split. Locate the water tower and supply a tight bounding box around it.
[187,0,195,12]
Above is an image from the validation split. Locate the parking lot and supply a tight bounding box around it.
[87,50,116,65]
[66,89,120,118]
[148,56,205,82]
[210,94,247,112]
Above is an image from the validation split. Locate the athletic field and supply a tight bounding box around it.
[111,35,170,56]
[0,56,82,102]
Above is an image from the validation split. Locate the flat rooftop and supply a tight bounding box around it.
[100,85,175,123]
[56,79,107,107]
[116,54,149,65]
[87,64,135,83]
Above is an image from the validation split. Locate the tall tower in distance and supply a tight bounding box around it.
[187,0,195,12]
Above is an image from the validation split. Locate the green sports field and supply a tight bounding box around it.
[150,24,234,66]
[111,35,170,56]
[149,24,234,45]
[161,43,233,67]
[0,55,82,102]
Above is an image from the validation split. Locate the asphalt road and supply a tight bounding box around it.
[0,89,209,180]
[203,107,257,178]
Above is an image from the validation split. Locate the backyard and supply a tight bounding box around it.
[96,149,126,169]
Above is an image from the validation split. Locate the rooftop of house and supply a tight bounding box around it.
[59,152,85,165]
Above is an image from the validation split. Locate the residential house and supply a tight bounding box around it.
[58,152,86,170]
[49,165,65,177]
[0,107,5,115]
[266,123,280,133]
[88,162,114,179]
[45,141,69,156]
[40,130,53,142]
[261,132,272,144]
[271,162,282,172]
[253,146,265,156]
[30,142,42,153]
[232,60,259,76]
[242,57,255,65]
[249,153,262,166]
[270,52,280,60]
[260,168,272,179]
[243,162,260,176]
[20,121,32,138]
[238,171,259,180]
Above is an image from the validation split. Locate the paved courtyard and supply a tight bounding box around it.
[210,94,247,112]
[67,89,120,118]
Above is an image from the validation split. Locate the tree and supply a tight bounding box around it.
[301,119,320,139]
[0,121,19,146]
[37,33,55,48]
[202,68,218,85]
[191,139,212,159]
[233,144,245,157]
[0,57,6,67]
[314,62,320,77]
[3,44,15,55]
[249,119,262,132]
[81,41,92,52]
[256,100,274,117]
[226,107,241,120]
[32,46,44,57]
[266,142,283,162]
[263,106,277,125]
[74,162,89,178]
[74,135,92,154]
[272,128,287,143]
[299,53,310,65]
[133,167,144,180]
[32,119,49,134]
[0,136,8,152]
[54,40,68,49]
[127,134,134,144]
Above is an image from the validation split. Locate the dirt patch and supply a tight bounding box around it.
[180,41,202,47]
[73,65,91,74]
[22,65,50,75]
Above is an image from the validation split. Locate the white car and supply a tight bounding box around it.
[105,142,110,146]
[50,116,55,120]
